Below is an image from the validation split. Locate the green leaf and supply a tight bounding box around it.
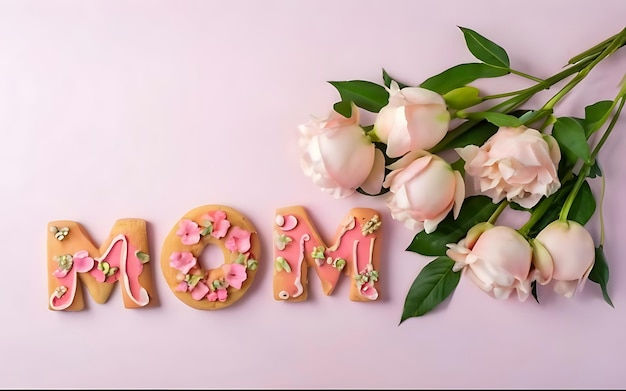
[588,246,614,308]
[583,100,612,137]
[438,120,498,151]
[406,196,499,256]
[552,117,591,164]
[459,26,510,68]
[382,68,409,89]
[467,111,523,127]
[420,63,509,95]
[400,256,461,323]
[328,80,389,113]
[531,280,539,303]
[333,100,352,117]
[443,86,483,110]
[568,180,596,226]
[450,158,465,177]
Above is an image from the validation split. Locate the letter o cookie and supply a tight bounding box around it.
[161,205,260,310]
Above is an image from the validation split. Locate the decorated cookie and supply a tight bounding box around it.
[161,205,260,310]
[47,219,154,311]
[272,206,382,302]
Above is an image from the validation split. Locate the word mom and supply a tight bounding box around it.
[47,204,383,311]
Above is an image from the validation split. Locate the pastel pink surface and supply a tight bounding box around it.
[1,0,625,388]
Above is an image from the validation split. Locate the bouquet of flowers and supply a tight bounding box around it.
[297,26,626,322]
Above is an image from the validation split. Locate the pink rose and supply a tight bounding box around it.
[447,223,532,300]
[531,220,595,298]
[373,81,450,158]
[383,150,464,233]
[456,126,561,208]
[298,103,385,198]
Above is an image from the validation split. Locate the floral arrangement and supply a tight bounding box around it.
[297,26,626,322]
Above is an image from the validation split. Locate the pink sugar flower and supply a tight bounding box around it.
[169,251,197,274]
[191,282,210,300]
[207,290,218,302]
[222,263,247,289]
[176,219,202,245]
[225,226,251,253]
[73,251,95,273]
[202,210,231,239]
[216,288,228,302]
[175,281,188,292]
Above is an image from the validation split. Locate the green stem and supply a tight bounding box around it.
[568,28,625,64]
[487,200,508,224]
[483,90,526,100]
[590,97,625,160]
[431,29,625,153]
[535,30,626,133]
[430,58,593,153]
[518,195,556,237]
[599,174,606,246]
[509,68,544,83]
[558,164,590,221]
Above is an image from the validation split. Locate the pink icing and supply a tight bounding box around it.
[49,267,78,310]
[277,214,298,231]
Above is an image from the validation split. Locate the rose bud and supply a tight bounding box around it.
[533,220,595,298]
[373,81,450,158]
[383,150,464,233]
[298,103,384,199]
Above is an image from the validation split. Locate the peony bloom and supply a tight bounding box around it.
[298,103,385,198]
[532,220,595,298]
[447,223,532,300]
[383,150,464,233]
[373,81,450,158]
[456,126,561,208]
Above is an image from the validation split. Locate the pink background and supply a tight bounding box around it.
[1,0,625,388]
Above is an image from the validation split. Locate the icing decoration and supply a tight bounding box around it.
[201,210,231,239]
[272,206,382,302]
[275,214,298,231]
[49,226,70,241]
[47,219,154,311]
[176,219,203,245]
[161,204,261,310]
